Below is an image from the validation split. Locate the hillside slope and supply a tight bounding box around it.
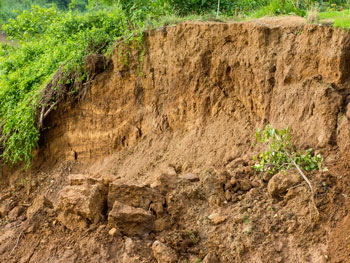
[1,16,350,263]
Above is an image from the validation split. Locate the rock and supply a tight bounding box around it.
[108,182,164,211]
[26,195,53,219]
[108,228,119,237]
[239,179,252,191]
[268,171,302,199]
[124,238,134,254]
[208,213,227,225]
[224,190,232,201]
[108,201,154,236]
[242,224,253,234]
[152,241,178,263]
[203,253,219,263]
[58,182,107,230]
[179,173,199,182]
[226,158,247,169]
[8,206,24,221]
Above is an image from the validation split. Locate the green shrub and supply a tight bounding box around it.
[253,125,323,175]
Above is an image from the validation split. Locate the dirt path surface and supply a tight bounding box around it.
[1,16,350,263]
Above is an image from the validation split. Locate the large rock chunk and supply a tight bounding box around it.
[152,241,178,263]
[58,180,107,230]
[268,171,302,199]
[108,201,154,236]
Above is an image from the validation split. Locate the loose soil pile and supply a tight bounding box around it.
[1,16,350,263]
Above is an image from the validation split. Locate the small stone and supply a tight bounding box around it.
[239,180,252,191]
[225,190,231,201]
[226,158,246,169]
[230,178,237,185]
[108,201,154,236]
[203,253,219,263]
[243,224,253,234]
[179,173,199,182]
[208,213,227,225]
[124,238,134,254]
[268,171,301,199]
[275,242,283,252]
[152,241,178,263]
[109,228,118,237]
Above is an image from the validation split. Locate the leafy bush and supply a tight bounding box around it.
[253,125,323,175]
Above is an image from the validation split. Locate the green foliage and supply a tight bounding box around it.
[167,0,269,16]
[253,125,323,174]
[0,0,89,26]
[318,9,350,28]
[252,0,306,18]
[0,4,151,165]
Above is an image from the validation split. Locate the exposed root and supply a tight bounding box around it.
[10,231,23,255]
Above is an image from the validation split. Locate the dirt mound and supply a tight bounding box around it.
[1,17,350,262]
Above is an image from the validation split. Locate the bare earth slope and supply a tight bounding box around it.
[1,17,350,263]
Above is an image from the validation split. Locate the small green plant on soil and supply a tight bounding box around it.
[253,124,322,216]
[252,125,323,175]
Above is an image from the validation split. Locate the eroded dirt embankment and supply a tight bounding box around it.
[1,17,350,263]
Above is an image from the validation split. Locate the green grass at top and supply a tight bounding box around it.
[333,16,350,28]
[319,9,350,29]
[319,9,350,19]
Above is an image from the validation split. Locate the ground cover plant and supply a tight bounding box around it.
[252,125,323,175]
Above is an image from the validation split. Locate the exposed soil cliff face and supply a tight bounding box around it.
[1,17,350,263]
[41,17,349,163]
